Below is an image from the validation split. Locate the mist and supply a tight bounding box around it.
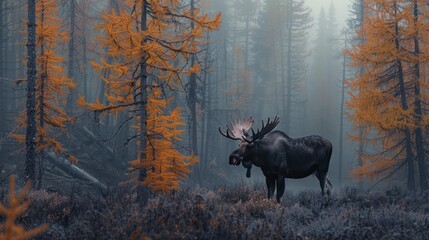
[1,0,429,239]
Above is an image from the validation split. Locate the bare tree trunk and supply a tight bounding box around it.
[280,26,286,124]
[25,0,38,184]
[339,36,346,190]
[285,0,292,133]
[244,14,249,70]
[199,32,210,169]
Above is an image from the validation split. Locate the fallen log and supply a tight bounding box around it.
[45,150,107,190]
[82,126,114,155]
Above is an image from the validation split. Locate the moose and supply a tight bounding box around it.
[219,116,332,203]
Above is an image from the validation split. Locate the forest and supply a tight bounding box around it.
[1,0,429,239]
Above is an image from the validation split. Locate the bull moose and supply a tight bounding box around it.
[219,116,332,203]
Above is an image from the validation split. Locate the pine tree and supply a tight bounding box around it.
[253,0,311,133]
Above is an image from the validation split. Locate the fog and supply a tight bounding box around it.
[0,0,387,196]
[307,0,349,28]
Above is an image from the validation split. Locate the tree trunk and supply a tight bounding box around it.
[285,0,292,133]
[339,36,347,189]
[0,0,5,140]
[67,0,76,114]
[45,151,107,190]
[280,19,286,128]
[138,0,148,181]
[189,0,198,155]
[412,0,428,191]
[244,14,249,70]
[199,32,211,169]
[25,0,38,184]
[393,2,415,191]
[37,2,46,189]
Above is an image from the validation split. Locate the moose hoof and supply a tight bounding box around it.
[246,168,251,178]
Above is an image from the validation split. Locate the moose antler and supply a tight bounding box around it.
[243,116,280,144]
[218,116,254,141]
[219,116,280,143]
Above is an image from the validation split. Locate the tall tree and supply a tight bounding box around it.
[411,0,428,190]
[188,0,199,156]
[24,0,38,183]
[81,0,220,191]
[282,0,311,133]
[346,0,429,191]
[66,0,77,115]
[346,0,366,189]
[17,0,76,187]
[253,0,311,133]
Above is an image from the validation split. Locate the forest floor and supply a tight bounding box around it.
[2,182,429,240]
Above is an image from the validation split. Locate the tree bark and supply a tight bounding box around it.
[45,151,107,190]
[189,0,198,155]
[138,0,148,181]
[394,3,415,191]
[285,0,293,133]
[66,0,76,114]
[412,0,428,191]
[25,0,38,184]
[37,2,47,189]
[339,36,347,190]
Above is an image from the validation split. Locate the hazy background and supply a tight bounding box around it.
[0,0,365,193]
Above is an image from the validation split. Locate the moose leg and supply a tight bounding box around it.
[315,171,327,196]
[326,177,332,196]
[265,177,275,199]
[276,176,285,203]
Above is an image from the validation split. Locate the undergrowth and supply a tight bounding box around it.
[2,183,429,240]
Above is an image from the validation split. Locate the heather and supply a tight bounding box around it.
[3,184,428,240]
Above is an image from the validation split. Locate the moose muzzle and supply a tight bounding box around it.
[229,154,242,165]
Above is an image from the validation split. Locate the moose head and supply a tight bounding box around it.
[219,116,280,177]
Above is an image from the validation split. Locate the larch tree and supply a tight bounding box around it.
[346,0,429,191]
[17,0,76,187]
[80,0,220,191]
[346,0,366,189]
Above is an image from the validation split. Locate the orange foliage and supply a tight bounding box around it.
[85,0,220,191]
[346,0,429,181]
[0,175,48,240]
[13,0,76,162]
[129,89,198,192]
